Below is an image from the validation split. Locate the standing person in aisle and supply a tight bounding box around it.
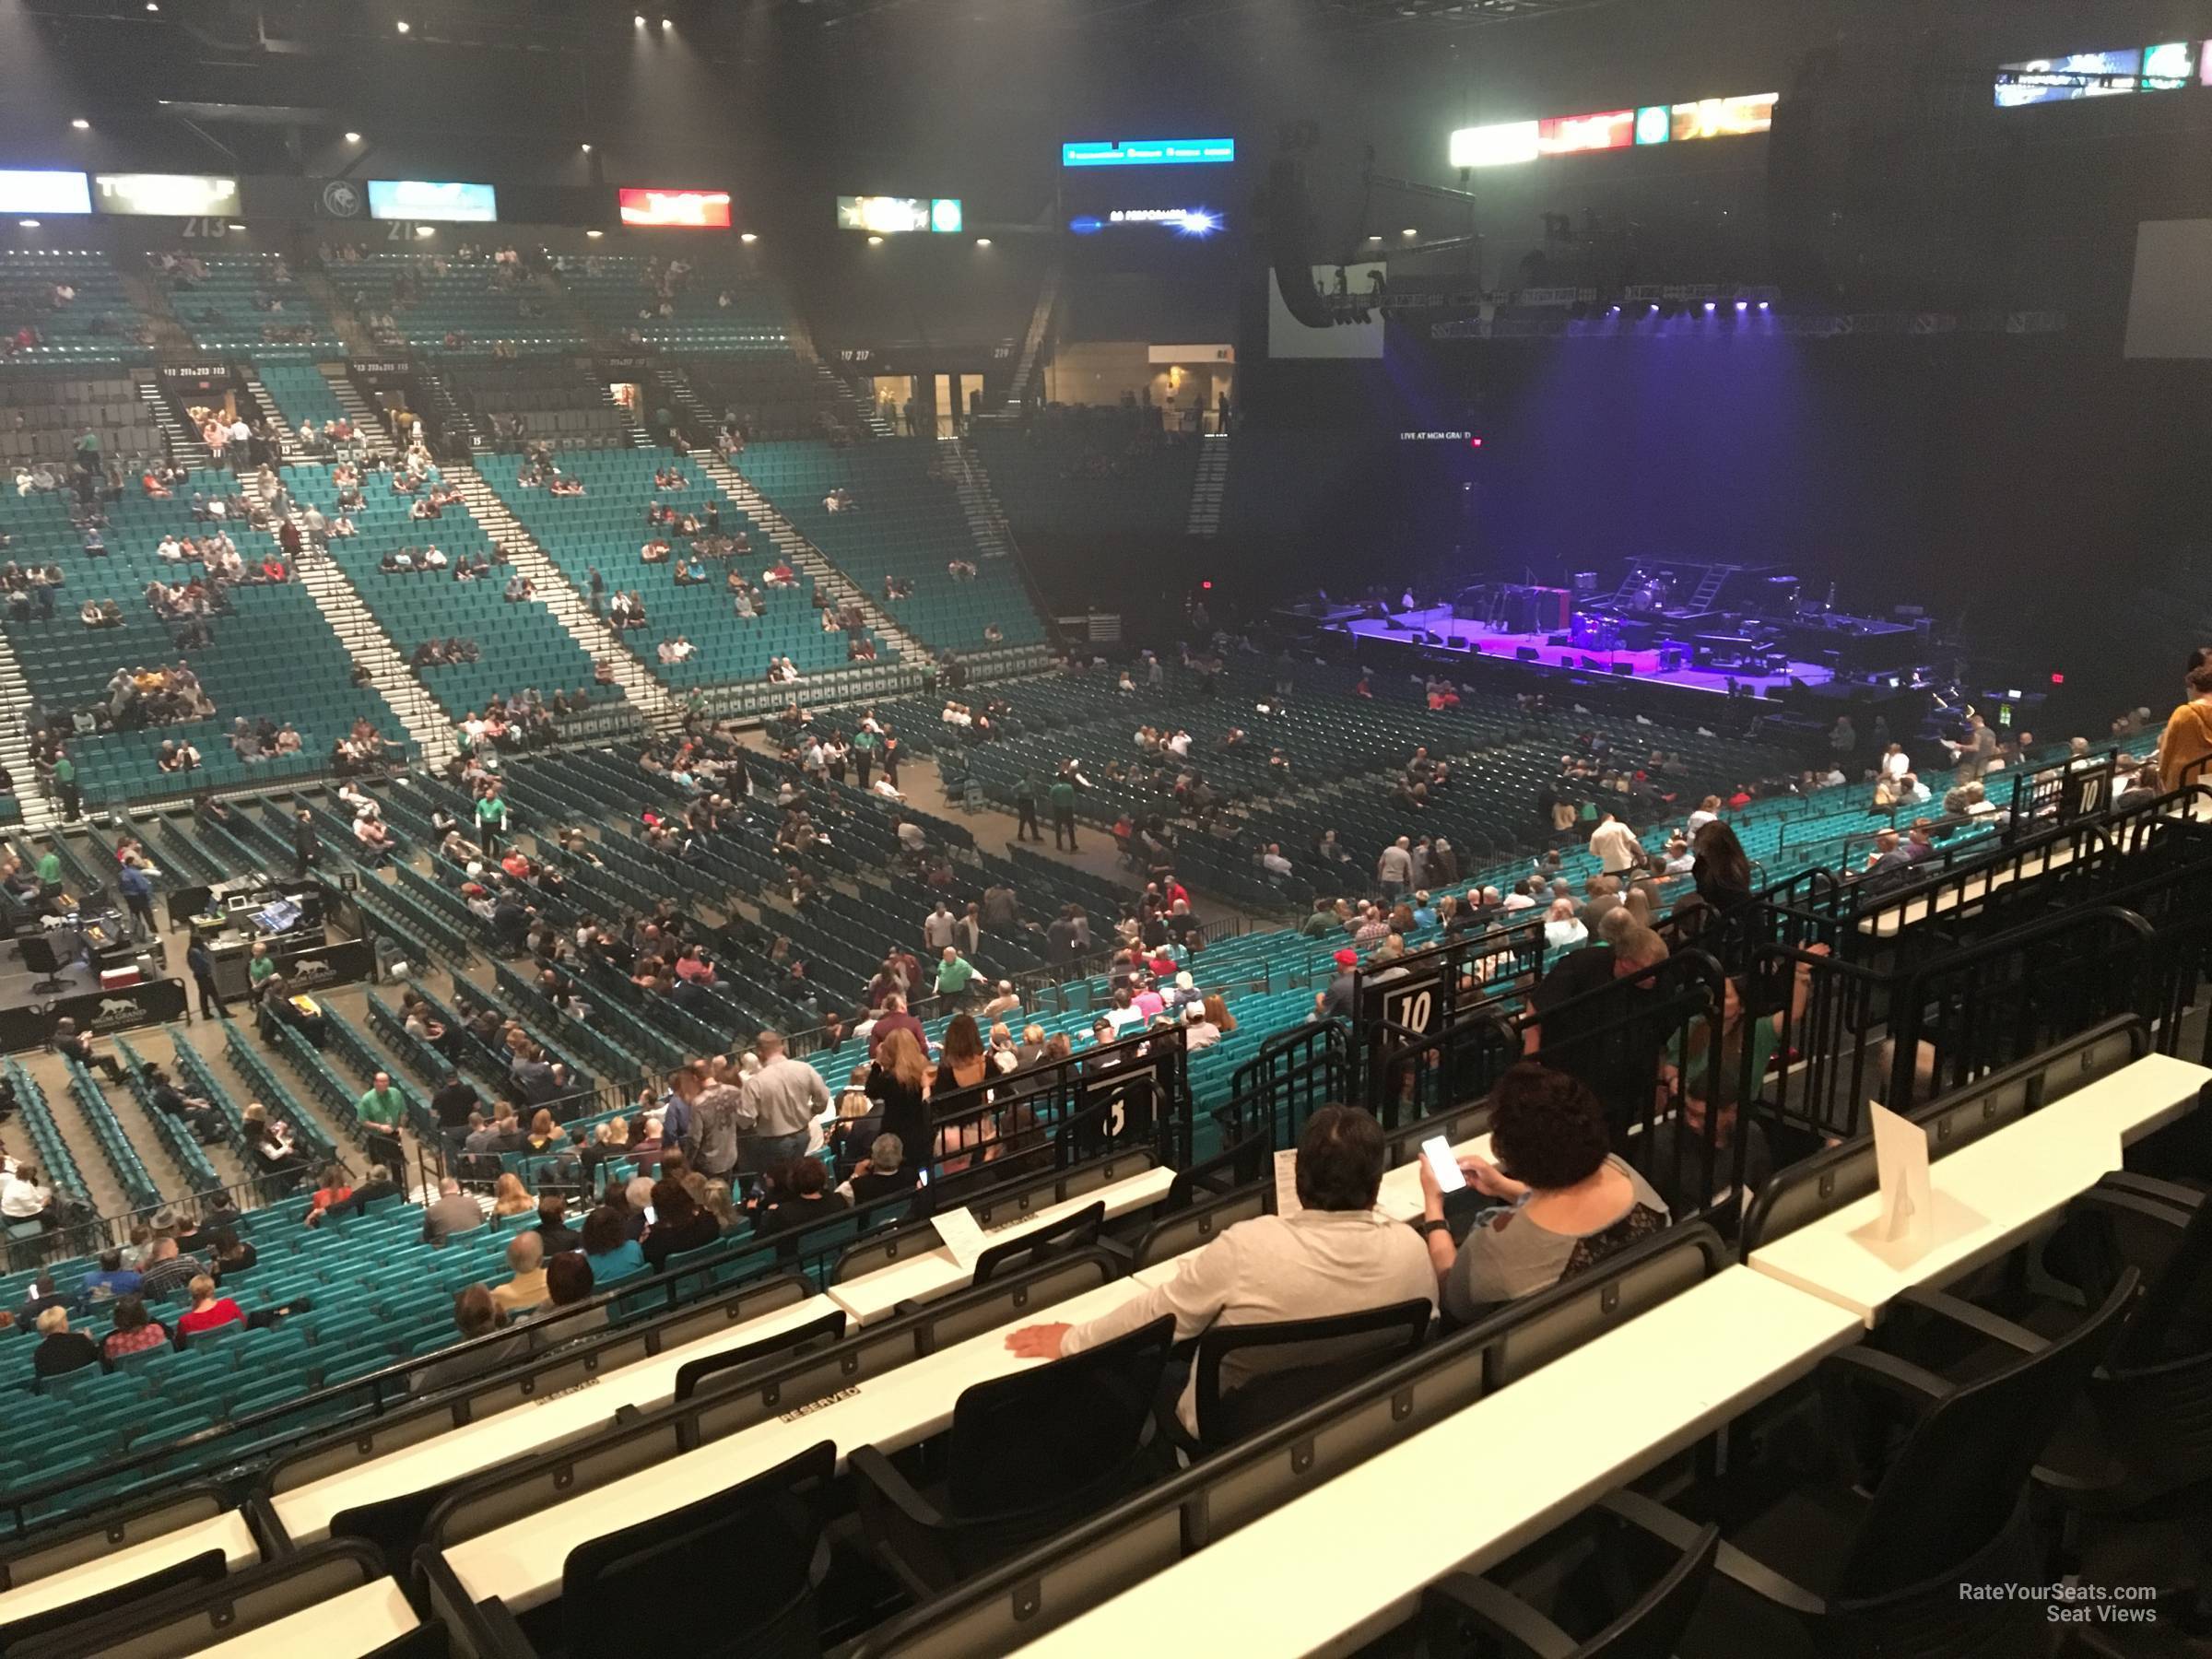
[1014,768,1042,842]
[476,782,510,855]
[357,1070,408,1182]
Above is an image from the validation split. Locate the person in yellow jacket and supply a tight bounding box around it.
[2157,661,2212,795]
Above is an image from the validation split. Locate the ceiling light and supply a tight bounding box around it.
[145,2,159,10]
[975,238,991,247]
[586,229,604,239]
[71,119,89,131]
[415,225,435,237]
[1367,233,1382,242]
[867,235,883,245]
[580,143,593,153]
[18,220,39,229]
[394,18,410,33]
[1402,227,1418,237]
[634,11,645,22]
[345,131,361,143]
[660,16,672,27]
[740,232,758,243]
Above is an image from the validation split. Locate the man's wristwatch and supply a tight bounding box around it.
[1412,1217,1450,1237]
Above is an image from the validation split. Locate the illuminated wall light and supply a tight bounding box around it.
[415,224,435,237]
[70,119,89,132]
[660,17,672,28]
[586,229,604,239]
[739,232,758,242]
[1401,227,1418,237]
[394,19,410,34]
[345,132,362,144]
[974,237,992,247]
[634,12,645,22]
[867,235,883,245]
[18,220,39,229]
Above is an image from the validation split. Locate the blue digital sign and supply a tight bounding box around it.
[1062,138,1234,168]
[367,180,499,222]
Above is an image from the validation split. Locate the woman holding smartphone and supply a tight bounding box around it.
[1415,1063,1668,1324]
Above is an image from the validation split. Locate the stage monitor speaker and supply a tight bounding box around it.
[1613,662,1634,676]
[1515,647,1540,662]
[1261,156,1332,329]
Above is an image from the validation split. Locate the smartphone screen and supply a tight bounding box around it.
[642,1206,657,1227]
[1420,1135,1466,1194]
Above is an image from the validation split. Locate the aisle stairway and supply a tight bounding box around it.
[296,269,377,359]
[441,463,677,722]
[0,631,47,830]
[247,476,456,768]
[996,258,1063,418]
[698,453,927,665]
[135,373,211,468]
[938,438,1017,561]
[1186,429,1230,536]
[114,271,198,358]
[240,370,300,459]
[318,366,394,458]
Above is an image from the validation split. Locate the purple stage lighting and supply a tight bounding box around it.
[1734,300,1748,312]
[1758,300,1771,311]
[1703,300,1717,312]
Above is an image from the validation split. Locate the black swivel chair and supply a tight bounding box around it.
[560,1440,834,1659]
[851,1313,1175,1595]
[1594,1266,2139,1659]
[20,933,70,994]
[1419,1518,1722,1659]
[970,1201,1104,1286]
[1163,1297,1435,1459]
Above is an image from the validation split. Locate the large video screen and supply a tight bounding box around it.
[1669,94,1778,141]
[93,173,240,217]
[618,188,732,229]
[367,180,499,222]
[1452,91,1775,168]
[0,171,91,216]
[1268,263,1386,360]
[1994,50,2143,106]
[1063,139,1234,168]
[2141,41,2197,89]
[836,195,961,234]
[1538,111,1634,156]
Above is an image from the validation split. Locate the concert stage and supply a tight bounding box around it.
[1332,606,1838,697]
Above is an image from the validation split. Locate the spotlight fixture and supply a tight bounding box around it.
[1702,300,1716,312]
[415,224,434,237]
[70,119,89,131]
[1758,300,1771,311]
[19,219,39,229]
[345,131,361,143]
[634,12,645,22]
[867,235,883,246]
[580,143,593,153]
[394,18,410,33]
[974,238,992,247]
[1367,233,1382,242]
[145,1,158,10]
[740,232,758,243]
[660,16,672,27]
[586,229,604,239]
[1734,300,1748,312]
[1401,228,1418,237]
[1606,304,1620,315]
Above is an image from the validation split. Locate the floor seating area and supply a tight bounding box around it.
[0,370,160,467]
[160,255,344,361]
[487,446,884,690]
[0,473,409,800]
[0,249,146,365]
[736,438,1048,653]
[550,252,794,355]
[275,459,612,718]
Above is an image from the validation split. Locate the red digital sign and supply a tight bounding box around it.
[1536,111,1635,156]
[618,188,733,229]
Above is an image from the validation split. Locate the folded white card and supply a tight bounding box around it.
[934,1206,986,1270]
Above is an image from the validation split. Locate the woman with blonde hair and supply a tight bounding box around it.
[490,1171,535,1218]
[865,1028,931,1173]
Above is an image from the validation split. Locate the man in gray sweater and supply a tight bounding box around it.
[737,1030,831,1177]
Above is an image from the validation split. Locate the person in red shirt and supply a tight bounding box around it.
[674,945,716,984]
[176,1276,242,1339]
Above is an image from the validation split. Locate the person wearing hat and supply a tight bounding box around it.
[1323,948,1360,1022]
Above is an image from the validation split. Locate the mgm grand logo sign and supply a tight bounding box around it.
[290,957,338,990]
[91,996,145,1030]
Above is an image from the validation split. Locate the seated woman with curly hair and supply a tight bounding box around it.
[1416,1062,1668,1324]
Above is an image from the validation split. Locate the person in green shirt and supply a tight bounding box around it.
[1049,773,1079,851]
[33,850,61,892]
[475,785,509,853]
[247,941,276,988]
[934,947,977,1001]
[357,1071,407,1175]
[51,751,78,822]
[1299,900,1341,938]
